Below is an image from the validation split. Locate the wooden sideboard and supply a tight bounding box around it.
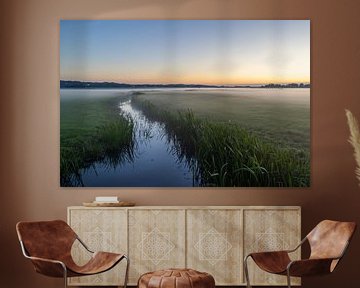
[67,206,301,286]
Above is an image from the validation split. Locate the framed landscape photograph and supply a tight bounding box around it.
[60,20,310,187]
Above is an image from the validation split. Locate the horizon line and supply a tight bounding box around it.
[60,79,311,86]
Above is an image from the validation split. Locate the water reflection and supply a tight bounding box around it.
[80,97,197,187]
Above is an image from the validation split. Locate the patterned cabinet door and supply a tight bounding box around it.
[128,209,186,284]
[243,209,301,286]
[68,208,128,286]
[187,209,243,285]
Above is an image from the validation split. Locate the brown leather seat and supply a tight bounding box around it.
[16,220,129,288]
[244,220,356,288]
[138,268,215,288]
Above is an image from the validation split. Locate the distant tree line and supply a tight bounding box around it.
[60,80,310,89]
[260,83,310,88]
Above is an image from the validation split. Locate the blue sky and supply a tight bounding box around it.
[60,20,310,85]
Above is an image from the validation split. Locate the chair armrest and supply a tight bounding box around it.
[245,237,306,259]
[285,237,307,253]
[287,258,336,277]
[26,255,65,265]
[19,240,67,277]
[26,255,67,278]
[76,236,94,253]
[248,250,289,256]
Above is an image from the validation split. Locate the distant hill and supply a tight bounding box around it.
[60,80,309,89]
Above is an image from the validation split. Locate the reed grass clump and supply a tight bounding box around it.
[132,96,310,187]
[60,116,134,187]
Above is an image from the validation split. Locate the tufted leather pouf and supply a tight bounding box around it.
[138,268,215,288]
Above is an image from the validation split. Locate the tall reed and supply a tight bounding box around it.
[60,116,134,186]
[132,95,309,187]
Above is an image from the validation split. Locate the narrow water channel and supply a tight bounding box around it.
[81,94,197,187]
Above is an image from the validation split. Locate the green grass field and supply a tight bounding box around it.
[132,91,310,187]
[60,93,134,186]
[133,89,310,150]
[60,88,310,187]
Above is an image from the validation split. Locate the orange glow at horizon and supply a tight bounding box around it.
[63,73,310,86]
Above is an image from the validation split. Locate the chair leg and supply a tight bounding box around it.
[244,255,252,288]
[62,264,68,288]
[123,255,130,288]
[286,269,291,288]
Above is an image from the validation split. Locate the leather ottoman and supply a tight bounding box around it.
[138,268,215,288]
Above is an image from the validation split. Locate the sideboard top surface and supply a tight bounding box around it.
[68,205,301,210]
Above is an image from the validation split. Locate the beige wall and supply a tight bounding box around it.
[1,0,360,287]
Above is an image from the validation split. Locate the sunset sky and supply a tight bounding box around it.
[60,20,310,85]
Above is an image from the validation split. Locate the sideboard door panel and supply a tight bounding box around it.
[243,209,301,286]
[68,208,127,286]
[186,209,243,285]
[128,209,186,284]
